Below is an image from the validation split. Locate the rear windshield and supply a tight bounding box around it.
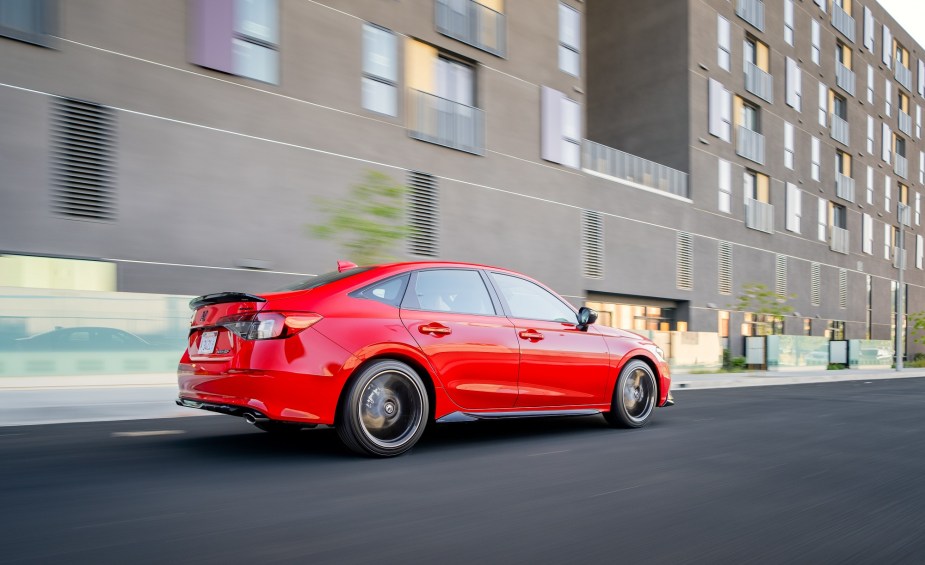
[275,267,373,292]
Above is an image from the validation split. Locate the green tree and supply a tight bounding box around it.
[730,282,796,335]
[308,170,409,266]
[907,311,925,345]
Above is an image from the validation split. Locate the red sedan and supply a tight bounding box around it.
[177,262,672,456]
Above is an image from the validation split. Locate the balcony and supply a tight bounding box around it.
[736,126,765,165]
[408,89,484,155]
[745,62,773,103]
[835,173,855,203]
[895,154,908,179]
[830,226,850,254]
[435,0,506,57]
[582,140,690,199]
[899,110,913,136]
[735,0,764,31]
[830,115,849,146]
[895,59,913,91]
[832,3,856,42]
[835,63,856,96]
[745,198,774,234]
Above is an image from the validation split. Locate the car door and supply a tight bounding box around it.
[488,272,610,408]
[400,268,520,410]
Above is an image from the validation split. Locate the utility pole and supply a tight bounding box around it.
[896,203,909,371]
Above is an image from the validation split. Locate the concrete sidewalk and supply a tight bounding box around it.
[0,368,923,427]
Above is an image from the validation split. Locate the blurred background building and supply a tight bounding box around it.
[0,0,923,366]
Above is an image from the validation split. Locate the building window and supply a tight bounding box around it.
[867,115,875,154]
[885,174,892,211]
[435,0,506,57]
[743,313,783,336]
[558,2,580,77]
[825,320,846,340]
[784,122,794,169]
[866,165,874,204]
[918,235,924,269]
[884,223,892,259]
[708,79,733,142]
[916,192,921,225]
[867,64,874,104]
[0,0,56,47]
[786,183,801,233]
[832,92,848,121]
[584,302,678,332]
[836,149,851,178]
[831,202,847,230]
[717,15,731,72]
[811,20,820,65]
[862,213,873,254]
[817,197,827,241]
[739,99,760,133]
[362,24,397,116]
[784,0,794,46]
[885,79,892,117]
[811,137,821,181]
[718,159,732,213]
[818,83,828,126]
[786,57,802,111]
[189,0,280,84]
[541,86,581,168]
[744,170,769,203]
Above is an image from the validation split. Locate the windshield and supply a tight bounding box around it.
[275,267,373,292]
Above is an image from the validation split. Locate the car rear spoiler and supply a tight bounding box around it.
[189,292,268,310]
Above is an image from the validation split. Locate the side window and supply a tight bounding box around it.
[409,270,495,315]
[490,273,577,323]
[351,274,409,307]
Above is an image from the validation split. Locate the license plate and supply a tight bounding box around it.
[198,331,218,355]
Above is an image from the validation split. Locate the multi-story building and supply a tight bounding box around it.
[0,0,922,359]
[588,0,925,355]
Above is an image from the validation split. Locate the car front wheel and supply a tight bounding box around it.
[337,360,429,457]
[604,359,657,428]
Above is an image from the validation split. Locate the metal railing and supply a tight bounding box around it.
[745,62,773,103]
[835,62,856,96]
[832,3,855,42]
[835,173,855,203]
[894,154,909,178]
[830,226,850,254]
[830,114,850,146]
[895,58,913,91]
[898,110,913,136]
[582,140,690,199]
[745,198,774,234]
[736,0,764,31]
[408,89,484,155]
[736,126,765,165]
[435,0,506,57]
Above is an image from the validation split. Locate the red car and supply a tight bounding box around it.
[177,262,672,456]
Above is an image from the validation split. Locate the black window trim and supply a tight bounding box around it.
[349,273,410,308]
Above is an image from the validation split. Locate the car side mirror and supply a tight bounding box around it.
[577,307,598,331]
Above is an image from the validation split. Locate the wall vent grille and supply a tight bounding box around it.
[811,262,821,306]
[677,231,693,290]
[839,268,848,309]
[718,241,733,295]
[51,97,116,221]
[581,210,604,279]
[407,171,439,257]
[775,254,788,297]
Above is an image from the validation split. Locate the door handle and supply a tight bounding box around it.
[420,323,452,336]
[519,330,544,341]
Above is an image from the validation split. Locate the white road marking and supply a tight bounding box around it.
[111,430,186,438]
[527,450,570,457]
[590,485,643,498]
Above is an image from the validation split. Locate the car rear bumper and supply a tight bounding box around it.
[177,366,344,425]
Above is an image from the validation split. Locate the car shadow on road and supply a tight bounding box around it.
[170,415,641,461]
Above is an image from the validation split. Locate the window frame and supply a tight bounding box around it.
[558,2,581,77]
[361,22,399,117]
[487,271,579,324]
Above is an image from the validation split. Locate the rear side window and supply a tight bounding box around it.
[350,274,409,307]
[275,267,372,292]
[406,270,495,316]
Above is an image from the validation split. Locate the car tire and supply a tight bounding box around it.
[337,360,429,457]
[604,359,657,429]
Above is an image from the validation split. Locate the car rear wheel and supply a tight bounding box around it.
[604,359,656,428]
[337,360,429,457]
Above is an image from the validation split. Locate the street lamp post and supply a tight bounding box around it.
[896,203,910,371]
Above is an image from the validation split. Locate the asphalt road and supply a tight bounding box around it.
[2,378,924,564]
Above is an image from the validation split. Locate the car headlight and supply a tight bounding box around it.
[654,346,666,362]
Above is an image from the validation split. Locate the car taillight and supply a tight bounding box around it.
[219,312,322,340]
